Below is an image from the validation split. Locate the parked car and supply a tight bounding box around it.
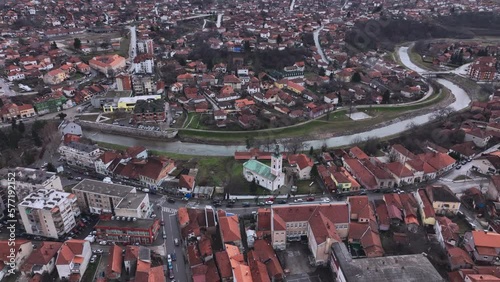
[278,200,287,204]
[455,165,462,170]
[163,234,167,239]
[167,254,172,262]
[99,241,107,245]
[257,202,265,206]
[167,198,176,203]
[174,238,179,246]
[161,220,165,226]
[171,253,177,261]
[306,197,315,202]
[169,270,175,279]
[265,201,274,205]
[242,202,250,207]
[294,199,303,203]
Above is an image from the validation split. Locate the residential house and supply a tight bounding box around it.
[464,128,493,148]
[218,210,242,251]
[446,246,474,271]
[20,242,63,276]
[0,240,33,271]
[487,175,500,202]
[391,144,417,164]
[287,154,313,180]
[223,74,242,90]
[414,189,436,226]
[435,216,460,249]
[384,162,415,186]
[464,231,500,264]
[58,142,102,169]
[106,244,123,280]
[89,54,126,76]
[425,185,461,216]
[471,155,500,175]
[55,240,92,282]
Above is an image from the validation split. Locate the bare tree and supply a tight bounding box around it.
[283,138,304,154]
[430,106,454,122]
[387,150,398,163]
[350,136,364,146]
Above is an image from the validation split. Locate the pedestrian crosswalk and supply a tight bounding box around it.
[162,207,177,214]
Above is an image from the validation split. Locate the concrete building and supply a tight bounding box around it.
[58,142,102,169]
[259,203,350,266]
[95,215,160,245]
[72,179,151,218]
[329,242,444,282]
[18,189,80,239]
[0,167,63,205]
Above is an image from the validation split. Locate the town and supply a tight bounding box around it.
[0,0,500,282]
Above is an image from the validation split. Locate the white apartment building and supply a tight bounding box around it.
[18,189,80,239]
[58,142,102,169]
[0,167,63,201]
[72,179,151,218]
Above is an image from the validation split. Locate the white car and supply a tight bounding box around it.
[99,241,107,245]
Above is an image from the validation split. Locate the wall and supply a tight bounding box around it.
[78,121,178,139]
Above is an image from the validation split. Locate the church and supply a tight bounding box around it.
[242,145,285,191]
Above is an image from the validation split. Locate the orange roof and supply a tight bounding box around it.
[219,215,241,243]
[56,240,87,265]
[106,244,123,279]
[472,231,500,248]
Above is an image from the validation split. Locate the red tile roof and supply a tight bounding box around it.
[179,174,195,190]
[418,189,436,219]
[374,200,390,227]
[21,242,62,272]
[251,239,284,281]
[56,240,87,265]
[215,251,233,280]
[106,244,123,279]
[384,162,414,178]
[349,146,369,159]
[219,215,242,243]
[287,154,313,170]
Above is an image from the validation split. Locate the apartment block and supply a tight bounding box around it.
[18,189,80,239]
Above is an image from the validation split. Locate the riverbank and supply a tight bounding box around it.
[86,46,471,156]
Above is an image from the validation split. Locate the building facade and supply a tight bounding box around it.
[18,189,80,239]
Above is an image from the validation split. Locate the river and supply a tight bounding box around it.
[85,47,471,156]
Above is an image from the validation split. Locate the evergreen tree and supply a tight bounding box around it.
[351,72,361,83]
[382,90,391,104]
[73,38,82,49]
[18,121,25,134]
[276,34,283,45]
[51,41,58,49]
[309,146,314,156]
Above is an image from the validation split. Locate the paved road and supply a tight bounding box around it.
[0,78,17,97]
[313,25,327,63]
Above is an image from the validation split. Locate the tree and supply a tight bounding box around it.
[363,137,380,156]
[73,38,82,49]
[11,119,17,130]
[46,162,56,172]
[387,150,398,162]
[51,41,58,49]
[250,179,257,194]
[277,34,283,45]
[7,130,21,149]
[244,41,251,53]
[283,139,304,154]
[309,146,314,156]
[246,136,255,149]
[351,72,361,83]
[318,68,326,76]
[382,90,391,104]
[18,121,25,134]
[58,113,67,120]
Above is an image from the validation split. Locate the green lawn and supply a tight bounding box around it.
[81,257,100,282]
[118,37,130,57]
[295,180,323,195]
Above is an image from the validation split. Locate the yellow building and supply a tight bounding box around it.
[116,95,161,111]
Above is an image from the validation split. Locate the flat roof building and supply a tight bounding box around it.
[330,242,444,282]
[18,189,80,239]
[72,179,151,218]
